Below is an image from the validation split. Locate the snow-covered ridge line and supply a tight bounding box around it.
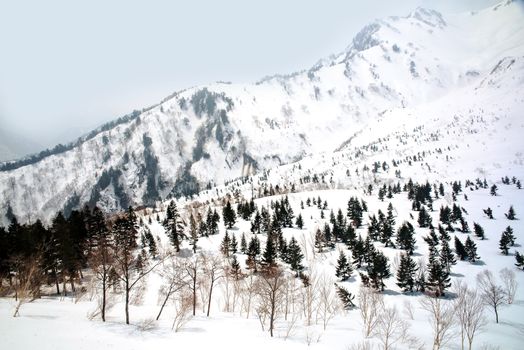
[0,0,523,226]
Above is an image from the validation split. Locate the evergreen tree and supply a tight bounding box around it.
[287,237,304,276]
[314,228,325,253]
[163,200,184,252]
[366,250,390,291]
[352,235,365,268]
[503,226,516,246]
[230,234,238,254]
[240,233,248,254]
[143,228,157,258]
[335,284,356,309]
[295,213,304,229]
[251,210,262,234]
[505,206,517,220]
[426,257,450,297]
[246,236,261,272]
[499,230,511,255]
[454,236,468,261]
[417,206,432,228]
[464,236,480,262]
[490,184,498,196]
[262,236,277,267]
[189,213,198,253]
[439,239,456,273]
[222,201,237,229]
[515,251,524,270]
[230,254,242,279]
[396,254,418,292]
[483,207,494,219]
[335,250,353,281]
[220,231,231,257]
[396,221,416,255]
[347,197,363,227]
[473,222,485,240]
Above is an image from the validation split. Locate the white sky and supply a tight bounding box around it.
[0,0,500,148]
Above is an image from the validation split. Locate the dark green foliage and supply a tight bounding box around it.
[417,206,432,228]
[426,257,450,297]
[499,227,514,255]
[335,250,353,281]
[287,237,304,276]
[473,222,485,240]
[515,251,524,270]
[262,236,277,267]
[246,236,261,272]
[365,250,391,291]
[347,197,364,227]
[295,213,304,229]
[335,284,356,309]
[439,239,456,273]
[240,233,248,254]
[396,221,416,254]
[222,201,237,229]
[454,236,468,261]
[505,206,516,220]
[396,254,418,292]
[163,201,185,252]
[221,231,231,257]
[490,184,498,196]
[464,236,480,262]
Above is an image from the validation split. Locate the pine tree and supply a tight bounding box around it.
[230,234,238,254]
[490,184,498,196]
[499,231,511,255]
[473,222,485,240]
[396,221,416,255]
[439,239,456,273]
[366,250,390,291]
[335,250,353,281]
[143,228,157,258]
[295,213,304,229]
[220,231,231,257]
[287,237,304,276]
[454,236,468,261]
[505,206,516,220]
[418,206,432,228]
[314,228,325,253]
[464,236,480,262]
[426,257,450,297]
[335,284,356,309]
[222,201,237,229]
[189,213,198,253]
[503,226,516,246]
[352,235,365,268]
[262,236,277,267]
[515,251,524,270]
[163,201,184,252]
[246,236,260,272]
[240,233,248,254]
[483,207,494,219]
[230,254,242,280]
[396,254,418,292]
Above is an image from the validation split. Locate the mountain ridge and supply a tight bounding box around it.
[1,1,523,225]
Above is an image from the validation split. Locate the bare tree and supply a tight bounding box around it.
[156,255,185,320]
[499,268,517,304]
[358,286,384,337]
[453,281,487,350]
[476,270,506,323]
[240,273,257,318]
[375,306,410,350]
[185,255,200,316]
[256,266,287,337]
[301,270,319,326]
[202,253,223,317]
[419,295,455,350]
[316,274,339,330]
[171,290,193,332]
[12,253,44,317]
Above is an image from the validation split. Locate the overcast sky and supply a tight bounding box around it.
[0,0,500,149]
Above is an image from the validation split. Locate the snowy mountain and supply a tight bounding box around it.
[1,0,524,225]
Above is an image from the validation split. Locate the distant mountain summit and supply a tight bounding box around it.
[1,1,523,225]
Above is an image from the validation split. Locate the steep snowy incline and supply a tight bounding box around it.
[1,1,523,225]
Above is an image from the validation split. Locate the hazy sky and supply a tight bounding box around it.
[0,0,500,148]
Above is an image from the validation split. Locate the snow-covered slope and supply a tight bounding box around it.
[1,0,523,225]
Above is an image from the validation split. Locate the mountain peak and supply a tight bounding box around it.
[407,7,446,28]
